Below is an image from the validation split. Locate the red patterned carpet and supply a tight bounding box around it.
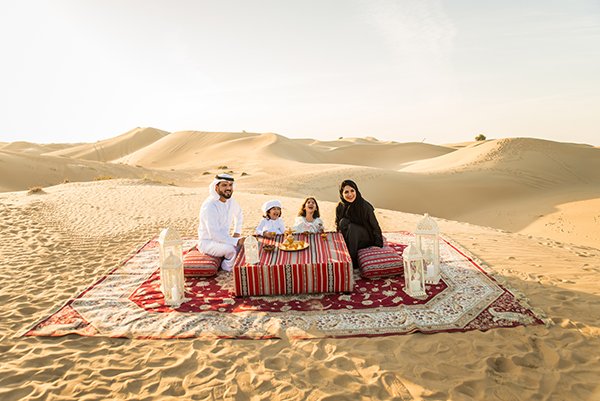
[24,232,544,339]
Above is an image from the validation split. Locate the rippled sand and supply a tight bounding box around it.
[1,180,599,400]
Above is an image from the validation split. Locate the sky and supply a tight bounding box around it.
[1,0,599,145]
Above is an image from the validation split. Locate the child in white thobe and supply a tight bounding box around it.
[255,200,285,238]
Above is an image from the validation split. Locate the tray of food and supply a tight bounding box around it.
[278,241,309,251]
[278,234,309,251]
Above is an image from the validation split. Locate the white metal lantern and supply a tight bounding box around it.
[157,227,188,306]
[244,235,259,265]
[402,243,427,298]
[415,213,441,284]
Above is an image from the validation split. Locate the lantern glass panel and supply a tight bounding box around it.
[420,235,435,266]
[164,247,182,268]
[158,227,186,305]
[410,262,422,290]
[244,236,259,265]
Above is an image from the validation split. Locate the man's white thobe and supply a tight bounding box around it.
[197,180,243,271]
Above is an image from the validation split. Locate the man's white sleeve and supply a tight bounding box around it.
[232,200,243,235]
[202,204,238,246]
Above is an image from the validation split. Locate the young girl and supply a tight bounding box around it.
[293,197,325,233]
[255,199,286,238]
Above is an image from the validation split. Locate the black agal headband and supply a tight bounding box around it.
[215,174,234,182]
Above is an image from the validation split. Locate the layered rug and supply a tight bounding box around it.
[23,232,545,339]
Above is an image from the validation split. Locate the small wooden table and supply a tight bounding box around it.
[233,232,354,297]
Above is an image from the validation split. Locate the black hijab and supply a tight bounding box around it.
[336,179,383,247]
[337,179,372,224]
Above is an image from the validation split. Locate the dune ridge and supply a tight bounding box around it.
[114,130,327,169]
[2,129,599,249]
[45,127,169,162]
[401,138,599,180]
[0,149,172,192]
[1,141,79,155]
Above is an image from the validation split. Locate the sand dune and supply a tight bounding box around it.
[1,141,79,155]
[236,138,599,247]
[116,130,265,169]
[507,196,600,247]
[45,127,169,162]
[118,131,454,170]
[116,130,339,168]
[0,149,175,192]
[323,142,454,169]
[442,141,477,149]
[402,138,600,181]
[1,129,599,249]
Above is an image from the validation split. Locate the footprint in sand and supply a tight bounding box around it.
[332,372,356,388]
[379,373,413,400]
[512,352,543,369]
[306,365,332,383]
[557,355,574,371]
[454,379,485,399]
[324,355,355,371]
[486,356,518,374]
[263,356,286,370]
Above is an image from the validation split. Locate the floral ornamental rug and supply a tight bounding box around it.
[22,232,546,339]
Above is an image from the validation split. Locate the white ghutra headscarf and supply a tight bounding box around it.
[208,173,235,200]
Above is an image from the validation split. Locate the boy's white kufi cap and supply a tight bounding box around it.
[262,199,282,214]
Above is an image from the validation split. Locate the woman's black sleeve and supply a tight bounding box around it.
[366,205,384,247]
[335,204,342,231]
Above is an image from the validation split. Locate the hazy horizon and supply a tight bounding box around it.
[1,0,599,146]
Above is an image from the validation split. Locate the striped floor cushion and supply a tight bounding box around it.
[183,247,221,277]
[358,245,404,279]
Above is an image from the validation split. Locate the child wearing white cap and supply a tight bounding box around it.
[255,199,286,238]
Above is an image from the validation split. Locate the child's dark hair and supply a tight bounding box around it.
[298,197,320,218]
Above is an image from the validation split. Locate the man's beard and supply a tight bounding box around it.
[220,191,232,199]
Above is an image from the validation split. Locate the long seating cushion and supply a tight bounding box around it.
[358,245,404,279]
[183,247,221,277]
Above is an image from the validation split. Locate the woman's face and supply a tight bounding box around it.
[304,198,317,212]
[342,185,356,203]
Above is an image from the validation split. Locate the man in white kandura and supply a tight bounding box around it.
[198,174,245,271]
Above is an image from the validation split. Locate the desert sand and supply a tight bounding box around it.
[1,128,599,400]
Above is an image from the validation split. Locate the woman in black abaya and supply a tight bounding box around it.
[335,179,384,267]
